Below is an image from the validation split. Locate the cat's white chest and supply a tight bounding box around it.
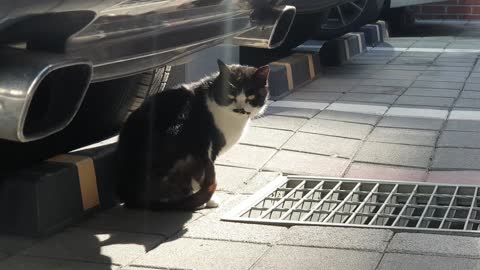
[207,100,250,156]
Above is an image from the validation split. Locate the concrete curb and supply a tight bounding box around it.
[0,145,117,236]
[268,20,389,99]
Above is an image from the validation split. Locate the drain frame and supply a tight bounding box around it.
[222,175,480,235]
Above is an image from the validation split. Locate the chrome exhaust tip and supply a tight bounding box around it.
[0,48,92,142]
[232,5,296,49]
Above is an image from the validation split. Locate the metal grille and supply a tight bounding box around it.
[222,176,480,233]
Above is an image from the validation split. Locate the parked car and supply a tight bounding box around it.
[0,0,352,169]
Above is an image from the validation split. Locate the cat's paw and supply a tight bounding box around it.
[206,195,220,208]
[196,203,207,210]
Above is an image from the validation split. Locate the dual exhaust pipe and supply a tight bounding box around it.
[0,48,92,142]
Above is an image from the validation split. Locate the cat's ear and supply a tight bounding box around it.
[254,65,270,86]
[217,59,230,75]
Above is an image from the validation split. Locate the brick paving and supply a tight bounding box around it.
[3,20,480,270]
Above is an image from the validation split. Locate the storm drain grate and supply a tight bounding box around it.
[222,176,480,233]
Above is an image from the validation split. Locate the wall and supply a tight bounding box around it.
[413,0,480,19]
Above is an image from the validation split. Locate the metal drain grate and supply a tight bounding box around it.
[222,176,480,233]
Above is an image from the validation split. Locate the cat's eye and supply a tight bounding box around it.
[227,94,235,100]
[247,95,255,100]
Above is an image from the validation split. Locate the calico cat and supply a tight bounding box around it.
[116,60,270,210]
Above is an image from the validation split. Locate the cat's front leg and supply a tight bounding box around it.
[203,159,219,208]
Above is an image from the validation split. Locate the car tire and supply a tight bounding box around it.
[0,67,170,171]
[315,0,385,40]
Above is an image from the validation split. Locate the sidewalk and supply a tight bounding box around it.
[2,20,480,270]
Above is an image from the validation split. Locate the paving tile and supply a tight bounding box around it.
[349,85,405,95]
[183,212,287,244]
[314,110,380,125]
[251,115,307,131]
[326,102,388,116]
[433,61,474,67]
[411,80,464,90]
[240,127,293,149]
[0,235,36,255]
[349,58,390,65]
[299,119,373,139]
[385,107,448,119]
[0,256,117,270]
[216,144,277,169]
[403,88,460,98]
[388,233,480,258]
[239,171,282,194]
[283,91,343,102]
[252,246,382,270]
[427,66,472,72]
[123,267,171,270]
[377,253,480,270]
[390,57,435,65]
[339,93,398,104]
[355,142,433,168]
[279,226,392,252]
[465,83,480,91]
[368,127,438,146]
[421,70,470,77]
[301,83,354,92]
[449,109,480,120]
[346,163,426,181]
[401,51,441,57]
[360,79,414,87]
[132,238,268,270]
[417,75,466,82]
[215,165,257,193]
[385,64,428,71]
[455,98,480,108]
[362,71,417,80]
[432,148,480,170]
[264,150,349,176]
[445,119,480,131]
[427,170,480,185]
[21,228,164,266]
[309,77,364,86]
[437,57,476,63]
[269,100,328,110]
[265,106,320,119]
[394,95,455,107]
[468,77,480,83]
[461,91,480,99]
[438,130,480,148]
[378,116,445,130]
[283,132,361,158]
[80,206,202,237]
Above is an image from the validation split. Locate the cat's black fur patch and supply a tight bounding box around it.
[116,60,269,210]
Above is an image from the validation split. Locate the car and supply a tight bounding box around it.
[0,0,349,170]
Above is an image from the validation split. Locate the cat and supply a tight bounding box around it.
[116,60,270,210]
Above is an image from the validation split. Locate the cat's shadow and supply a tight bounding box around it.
[31,206,198,269]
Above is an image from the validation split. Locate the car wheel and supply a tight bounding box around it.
[315,0,385,39]
[0,67,170,171]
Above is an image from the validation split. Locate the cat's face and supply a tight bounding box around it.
[212,60,270,118]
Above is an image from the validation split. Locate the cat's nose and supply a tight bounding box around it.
[235,94,246,107]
